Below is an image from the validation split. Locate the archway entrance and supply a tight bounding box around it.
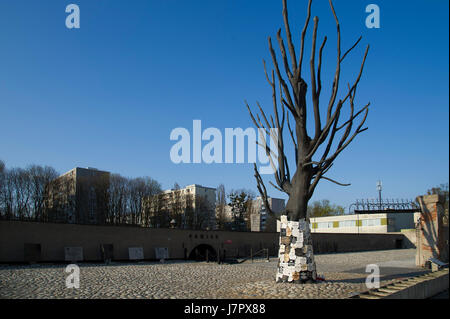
[188,244,217,262]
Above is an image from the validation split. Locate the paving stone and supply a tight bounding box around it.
[0,249,418,299]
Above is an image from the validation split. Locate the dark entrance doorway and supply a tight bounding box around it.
[188,244,217,261]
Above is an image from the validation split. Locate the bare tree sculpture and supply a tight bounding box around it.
[246,0,370,283]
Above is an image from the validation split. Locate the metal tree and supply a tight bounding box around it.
[246,0,370,283]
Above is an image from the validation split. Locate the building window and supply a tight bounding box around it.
[317,222,334,229]
[362,219,381,227]
[339,220,356,228]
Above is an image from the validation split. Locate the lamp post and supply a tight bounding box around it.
[376,180,382,210]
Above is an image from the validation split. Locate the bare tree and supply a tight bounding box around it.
[142,192,170,228]
[307,199,344,218]
[138,177,162,227]
[170,182,185,228]
[0,165,58,221]
[182,193,213,230]
[27,165,58,221]
[228,189,255,232]
[0,160,5,217]
[194,195,214,230]
[9,168,32,219]
[108,174,128,224]
[216,184,227,230]
[246,0,370,283]
[109,174,161,226]
[45,170,76,223]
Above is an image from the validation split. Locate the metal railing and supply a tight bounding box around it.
[348,198,420,214]
[237,248,270,264]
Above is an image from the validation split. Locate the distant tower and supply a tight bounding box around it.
[376,180,382,210]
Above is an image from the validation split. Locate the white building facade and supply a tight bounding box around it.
[308,212,421,233]
[144,184,216,230]
[251,197,285,232]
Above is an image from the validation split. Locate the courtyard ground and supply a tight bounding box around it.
[0,248,430,299]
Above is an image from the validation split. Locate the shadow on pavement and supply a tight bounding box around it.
[323,267,430,284]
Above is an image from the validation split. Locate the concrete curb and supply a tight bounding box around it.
[351,269,449,299]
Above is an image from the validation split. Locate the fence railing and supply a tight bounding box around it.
[237,248,270,264]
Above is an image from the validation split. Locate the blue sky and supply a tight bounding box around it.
[0,0,448,210]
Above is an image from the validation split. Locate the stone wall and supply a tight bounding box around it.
[416,194,449,267]
[311,232,408,253]
[1,220,409,263]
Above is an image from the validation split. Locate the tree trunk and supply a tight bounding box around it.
[276,215,317,283]
[246,0,370,285]
[285,169,311,221]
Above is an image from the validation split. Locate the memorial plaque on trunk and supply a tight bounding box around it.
[276,219,317,283]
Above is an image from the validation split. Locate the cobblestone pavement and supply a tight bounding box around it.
[0,249,425,299]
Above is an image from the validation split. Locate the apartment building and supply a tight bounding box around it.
[215,204,234,229]
[45,167,110,224]
[250,197,285,232]
[143,184,216,230]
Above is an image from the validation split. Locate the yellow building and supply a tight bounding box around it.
[307,212,421,233]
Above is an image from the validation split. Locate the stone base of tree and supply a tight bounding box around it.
[276,216,317,284]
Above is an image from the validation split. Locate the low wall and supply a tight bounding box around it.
[0,220,409,263]
[401,229,418,248]
[311,232,410,253]
[354,269,449,299]
[384,270,449,299]
[0,220,278,262]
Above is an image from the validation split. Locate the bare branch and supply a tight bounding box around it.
[296,0,313,79]
[268,37,298,118]
[263,59,274,86]
[320,176,351,186]
[276,29,293,80]
[325,0,341,125]
[308,44,370,159]
[317,36,327,97]
[254,164,277,216]
[322,107,369,170]
[246,0,371,223]
[270,181,286,193]
[282,0,298,72]
[310,16,321,141]
[336,103,370,131]
[256,141,278,160]
[340,36,362,63]
[286,113,298,165]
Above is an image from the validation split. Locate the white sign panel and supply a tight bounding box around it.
[128,247,144,260]
[155,247,169,260]
[64,247,83,262]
